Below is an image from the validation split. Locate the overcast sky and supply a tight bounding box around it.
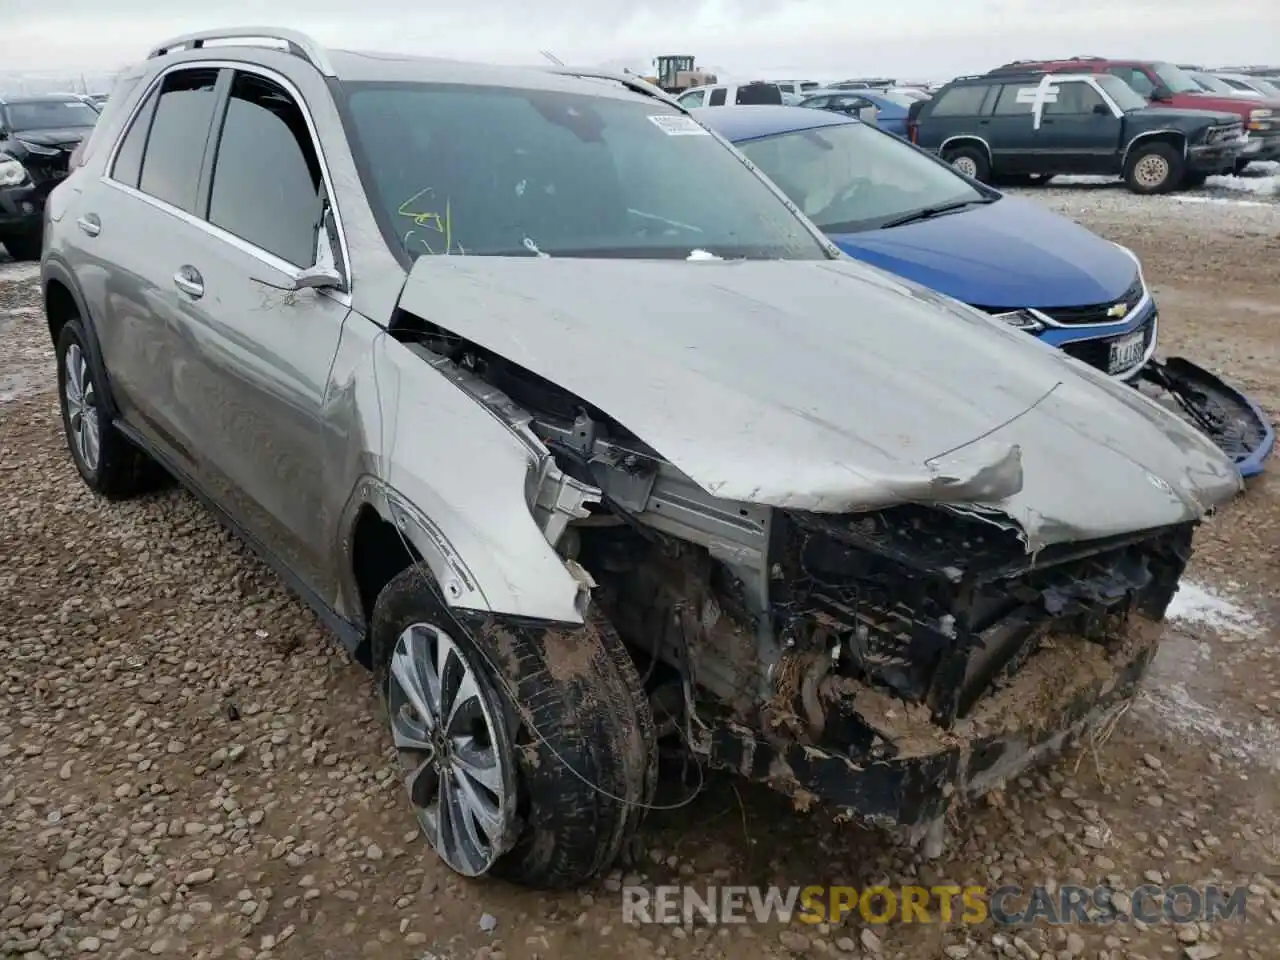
[3,0,1278,80]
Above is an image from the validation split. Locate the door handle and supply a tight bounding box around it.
[76,214,101,237]
[977,119,990,125]
[173,266,204,299]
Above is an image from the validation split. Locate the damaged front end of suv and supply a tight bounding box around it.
[385,252,1242,862]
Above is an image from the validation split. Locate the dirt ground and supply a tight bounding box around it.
[2,186,1278,960]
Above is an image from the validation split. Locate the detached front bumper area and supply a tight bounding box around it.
[1138,357,1276,479]
[691,509,1194,832]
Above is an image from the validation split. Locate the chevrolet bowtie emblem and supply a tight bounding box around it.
[1106,302,1129,319]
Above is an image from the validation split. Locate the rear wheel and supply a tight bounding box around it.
[1124,143,1184,194]
[55,319,163,499]
[371,567,657,889]
[1233,158,1250,176]
[942,145,991,183]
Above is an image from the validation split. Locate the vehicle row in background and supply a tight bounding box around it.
[694,104,1273,478]
[797,88,916,137]
[985,58,1280,173]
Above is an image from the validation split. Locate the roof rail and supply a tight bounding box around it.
[146,27,336,77]
[543,67,681,107]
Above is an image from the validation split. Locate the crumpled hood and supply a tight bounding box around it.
[399,256,1241,549]
[830,196,1135,307]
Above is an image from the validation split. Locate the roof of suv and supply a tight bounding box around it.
[142,27,682,104]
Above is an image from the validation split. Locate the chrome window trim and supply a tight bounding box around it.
[100,57,353,305]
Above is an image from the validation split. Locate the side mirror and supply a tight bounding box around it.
[1092,103,1111,116]
[1150,84,1173,102]
[291,201,346,292]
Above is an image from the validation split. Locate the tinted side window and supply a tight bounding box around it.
[928,84,989,116]
[208,71,323,266]
[708,88,727,106]
[1107,66,1154,96]
[137,68,220,213]
[992,85,1036,115]
[111,86,160,188]
[736,84,782,105]
[1044,81,1104,114]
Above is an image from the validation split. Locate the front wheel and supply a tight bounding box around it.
[1124,143,1184,195]
[942,145,991,183]
[371,567,657,889]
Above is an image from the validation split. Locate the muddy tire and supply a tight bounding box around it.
[371,566,657,889]
[1123,142,1184,195]
[55,319,162,500]
[942,145,991,183]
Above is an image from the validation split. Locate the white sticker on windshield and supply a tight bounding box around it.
[648,114,709,136]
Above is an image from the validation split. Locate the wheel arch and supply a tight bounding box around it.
[337,474,593,658]
[1121,129,1187,169]
[42,260,120,419]
[939,134,993,166]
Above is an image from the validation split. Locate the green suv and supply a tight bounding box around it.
[911,70,1246,193]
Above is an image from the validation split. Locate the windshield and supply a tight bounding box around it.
[340,83,827,261]
[1151,62,1201,94]
[5,99,99,132]
[1094,75,1149,111]
[1190,72,1237,94]
[735,121,986,234]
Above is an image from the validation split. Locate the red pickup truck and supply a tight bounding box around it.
[989,58,1280,172]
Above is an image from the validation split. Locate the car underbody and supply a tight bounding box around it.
[392,310,1197,848]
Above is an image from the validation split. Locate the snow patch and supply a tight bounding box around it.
[1137,580,1275,769]
[0,262,41,283]
[1204,173,1279,196]
[1172,195,1274,208]
[1165,580,1262,638]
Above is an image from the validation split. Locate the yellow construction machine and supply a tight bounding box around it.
[643,55,717,94]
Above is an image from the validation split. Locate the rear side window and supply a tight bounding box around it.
[136,68,221,213]
[736,84,782,105]
[111,83,161,188]
[708,88,727,106]
[928,84,990,116]
[992,85,1036,115]
[207,71,323,266]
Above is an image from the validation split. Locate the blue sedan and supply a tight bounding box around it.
[797,88,915,137]
[693,105,1274,478]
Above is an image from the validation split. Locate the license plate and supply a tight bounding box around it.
[1108,332,1145,373]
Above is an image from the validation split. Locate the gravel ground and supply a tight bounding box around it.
[2,188,1279,960]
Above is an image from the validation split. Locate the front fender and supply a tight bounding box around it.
[326,320,591,627]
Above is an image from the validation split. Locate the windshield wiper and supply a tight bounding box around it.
[879,198,992,229]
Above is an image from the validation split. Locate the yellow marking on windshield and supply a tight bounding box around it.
[398,187,454,254]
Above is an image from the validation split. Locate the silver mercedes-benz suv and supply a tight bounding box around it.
[41,27,1242,889]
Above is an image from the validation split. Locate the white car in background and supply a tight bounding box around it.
[1214,72,1280,99]
[676,81,784,108]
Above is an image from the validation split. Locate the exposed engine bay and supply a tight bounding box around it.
[393,311,1195,824]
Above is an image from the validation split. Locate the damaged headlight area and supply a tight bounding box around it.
[0,155,28,188]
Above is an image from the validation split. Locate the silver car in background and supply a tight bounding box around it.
[42,28,1242,889]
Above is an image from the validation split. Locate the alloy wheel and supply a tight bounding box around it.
[63,344,101,473]
[388,622,515,876]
